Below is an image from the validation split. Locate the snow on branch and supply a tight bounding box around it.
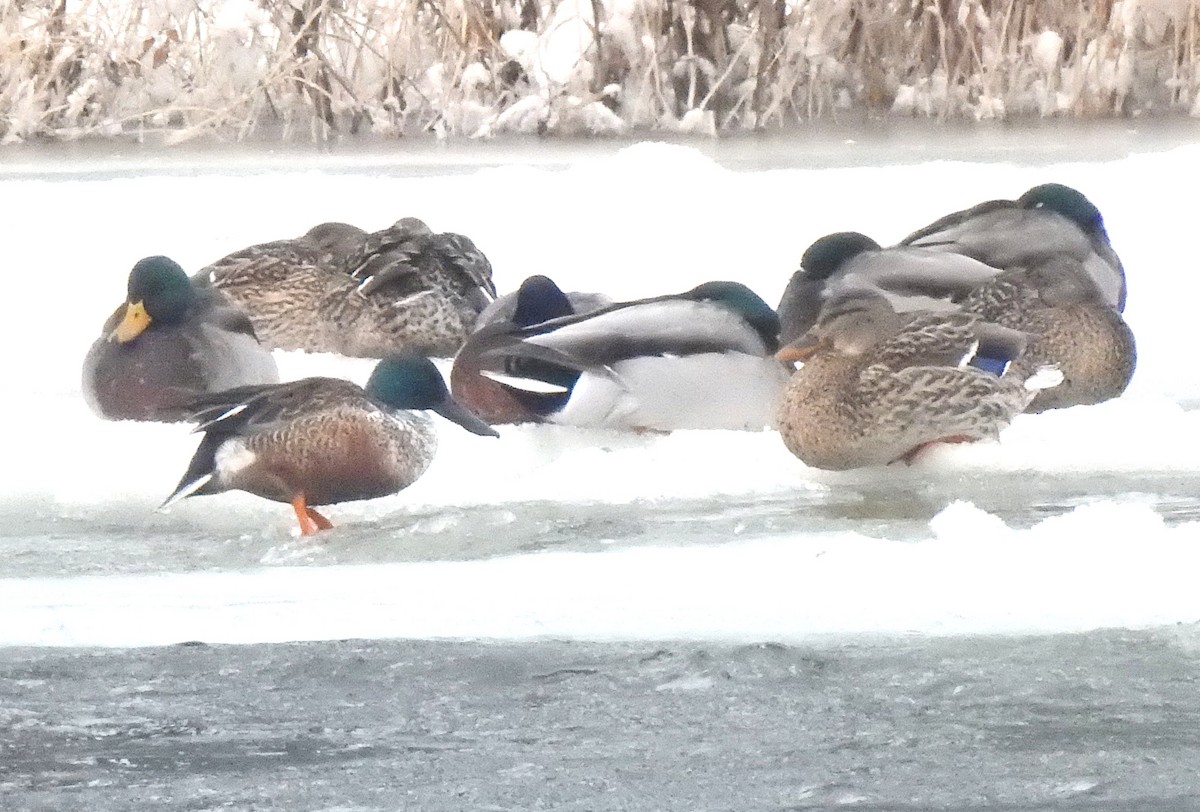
[0,0,1197,143]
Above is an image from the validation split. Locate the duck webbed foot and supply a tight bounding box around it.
[291,494,335,536]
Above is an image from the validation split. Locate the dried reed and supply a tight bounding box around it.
[0,0,1194,143]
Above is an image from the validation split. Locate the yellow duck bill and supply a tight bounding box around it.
[111,300,151,343]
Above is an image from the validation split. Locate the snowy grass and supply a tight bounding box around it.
[4,0,1200,143]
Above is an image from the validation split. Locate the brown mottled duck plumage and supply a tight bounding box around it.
[162,355,498,535]
[199,219,497,358]
[775,294,1060,471]
[781,220,1134,415]
[961,261,1135,412]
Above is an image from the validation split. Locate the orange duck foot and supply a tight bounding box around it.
[291,494,335,536]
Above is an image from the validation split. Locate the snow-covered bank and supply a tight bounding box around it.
[5,0,1200,143]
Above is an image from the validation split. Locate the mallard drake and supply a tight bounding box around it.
[899,182,1126,312]
[781,229,1135,412]
[450,275,611,424]
[775,291,1062,470]
[161,355,499,535]
[82,256,279,422]
[453,280,790,431]
[777,231,1002,345]
[200,218,497,358]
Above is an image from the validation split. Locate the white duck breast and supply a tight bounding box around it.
[523,298,775,360]
[549,352,791,431]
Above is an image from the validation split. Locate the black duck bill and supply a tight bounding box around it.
[434,396,501,437]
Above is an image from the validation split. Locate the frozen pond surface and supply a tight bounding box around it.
[3,123,1200,807]
[6,631,1200,811]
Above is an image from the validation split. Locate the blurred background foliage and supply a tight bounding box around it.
[1,0,1196,143]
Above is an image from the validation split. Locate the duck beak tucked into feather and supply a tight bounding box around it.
[434,397,501,437]
[776,336,827,366]
[111,300,151,343]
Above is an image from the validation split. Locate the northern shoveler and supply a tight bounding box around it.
[454,280,790,431]
[162,354,498,535]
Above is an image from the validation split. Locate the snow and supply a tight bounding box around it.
[2,136,1198,647]
[1032,30,1064,74]
[5,500,1200,648]
[1,0,1192,144]
[540,0,596,86]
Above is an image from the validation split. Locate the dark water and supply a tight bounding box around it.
[4,629,1200,811]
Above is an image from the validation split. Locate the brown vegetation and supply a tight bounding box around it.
[1,0,1196,143]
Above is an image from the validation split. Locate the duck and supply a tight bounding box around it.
[774,291,1062,471]
[346,217,498,322]
[960,259,1136,412]
[82,255,280,422]
[780,229,1135,412]
[777,231,1002,345]
[473,273,612,332]
[160,354,499,536]
[450,275,612,424]
[193,221,367,353]
[899,182,1127,312]
[454,280,791,431]
[199,218,497,358]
